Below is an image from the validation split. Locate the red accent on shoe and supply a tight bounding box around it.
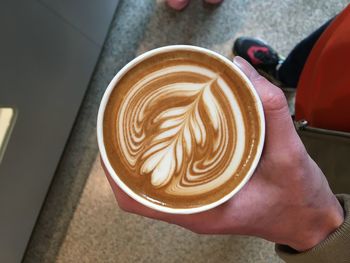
[247,46,269,65]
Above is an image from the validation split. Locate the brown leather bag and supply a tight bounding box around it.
[296,120,350,194]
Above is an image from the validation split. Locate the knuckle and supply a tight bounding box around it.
[187,222,213,235]
[278,144,309,183]
[190,227,207,235]
[264,88,287,111]
[288,142,308,164]
[254,77,287,112]
[277,143,307,169]
[117,201,134,213]
[185,221,206,234]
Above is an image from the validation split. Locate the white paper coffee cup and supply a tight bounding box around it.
[97,45,265,214]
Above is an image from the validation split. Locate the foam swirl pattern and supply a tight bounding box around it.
[103,49,261,209]
[118,64,245,197]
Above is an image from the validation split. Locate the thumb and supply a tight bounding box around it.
[233,56,299,152]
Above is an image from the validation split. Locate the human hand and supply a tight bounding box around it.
[102,56,344,252]
[166,0,223,11]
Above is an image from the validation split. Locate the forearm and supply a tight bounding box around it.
[276,194,350,263]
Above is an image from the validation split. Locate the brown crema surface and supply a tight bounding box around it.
[103,49,261,209]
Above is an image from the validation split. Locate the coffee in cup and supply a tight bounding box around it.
[98,45,265,214]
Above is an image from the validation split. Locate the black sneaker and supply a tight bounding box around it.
[233,37,283,81]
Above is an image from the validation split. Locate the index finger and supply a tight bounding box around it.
[101,156,191,222]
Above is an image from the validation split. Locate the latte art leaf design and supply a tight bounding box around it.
[117,64,247,196]
[139,80,222,187]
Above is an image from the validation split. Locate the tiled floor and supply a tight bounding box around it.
[24,0,349,262]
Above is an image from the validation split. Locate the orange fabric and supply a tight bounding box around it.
[295,4,350,132]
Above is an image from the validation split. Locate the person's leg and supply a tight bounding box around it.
[278,19,333,87]
[233,18,333,88]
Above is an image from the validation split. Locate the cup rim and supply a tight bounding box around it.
[97,45,265,214]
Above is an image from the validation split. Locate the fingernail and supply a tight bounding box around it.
[233,56,243,66]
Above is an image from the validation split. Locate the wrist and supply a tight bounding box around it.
[290,196,344,252]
